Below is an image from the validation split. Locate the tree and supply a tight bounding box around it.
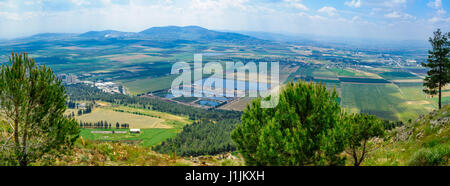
[231,80,346,166]
[344,113,384,166]
[422,29,450,109]
[0,52,80,166]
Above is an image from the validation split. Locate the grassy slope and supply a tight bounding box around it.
[364,104,449,166]
[50,140,244,166]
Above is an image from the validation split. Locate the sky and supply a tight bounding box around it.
[0,0,449,41]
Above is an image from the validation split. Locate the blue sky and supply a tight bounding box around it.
[0,0,449,40]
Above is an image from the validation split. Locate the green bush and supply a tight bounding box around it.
[231,80,345,166]
[409,144,449,166]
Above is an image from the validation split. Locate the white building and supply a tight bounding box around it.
[130,129,141,134]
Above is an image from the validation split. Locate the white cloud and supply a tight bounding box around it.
[283,0,308,11]
[385,11,401,18]
[297,12,326,21]
[345,0,361,8]
[383,0,407,9]
[427,0,442,9]
[317,6,337,16]
[292,3,308,11]
[0,0,449,40]
[426,0,449,23]
[0,0,17,9]
[0,11,36,21]
[437,9,446,15]
[190,0,249,11]
[71,0,91,6]
[384,11,415,19]
[351,16,362,22]
[428,16,450,23]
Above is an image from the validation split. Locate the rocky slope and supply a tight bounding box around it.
[365,105,449,166]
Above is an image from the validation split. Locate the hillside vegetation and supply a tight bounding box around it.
[42,140,243,166]
[365,105,449,166]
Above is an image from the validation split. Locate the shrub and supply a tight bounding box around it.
[231,80,345,166]
[409,144,449,166]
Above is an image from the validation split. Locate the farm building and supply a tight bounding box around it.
[130,129,141,134]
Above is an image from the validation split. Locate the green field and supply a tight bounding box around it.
[379,71,419,80]
[340,83,433,121]
[118,75,178,95]
[328,67,357,76]
[313,67,338,78]
[80,128,178,147]
[77,105,191,147]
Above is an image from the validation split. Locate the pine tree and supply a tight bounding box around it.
[422,29,450,109]
[343,113,384,166]
[0,52,80,166]
[231,80,346,165]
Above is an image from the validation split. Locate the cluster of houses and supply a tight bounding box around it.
[94,81,124,94]
[60,73,126,94]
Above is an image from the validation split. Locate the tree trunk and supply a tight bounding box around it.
[439,83,442,109]
[13,108,22,166]
[20,122,28,166]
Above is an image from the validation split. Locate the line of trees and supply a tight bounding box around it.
[78,121,130,129]
[67,101,77,109]
[77,105,93,116]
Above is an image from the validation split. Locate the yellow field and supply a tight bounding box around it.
[109,106,191,125]
[219,97,254,111]
[76,108,171,129]
[64,108,78,116]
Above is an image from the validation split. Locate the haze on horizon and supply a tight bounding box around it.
[0,0,449,41]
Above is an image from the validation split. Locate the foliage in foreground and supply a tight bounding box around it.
[44,139,243,166]
[344,113,385,166]
[232,81,348,166]
[0,52,80,166]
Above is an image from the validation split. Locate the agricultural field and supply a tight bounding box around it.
[110,106,191,127]
[77,108,169,129]
[76,105,191,147]
[118,75,178,95]
[378,71,420,80]
[0,26,437,124]
[219,97,254,111]
[80,128,179,147]
[76,106,190,129]
[340,83,434,121]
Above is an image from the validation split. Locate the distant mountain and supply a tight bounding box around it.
[139,26,265,43]
[10,26,267,44]
[78,30,136,39]
[26,33,77,40]
[232,31,307,42]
